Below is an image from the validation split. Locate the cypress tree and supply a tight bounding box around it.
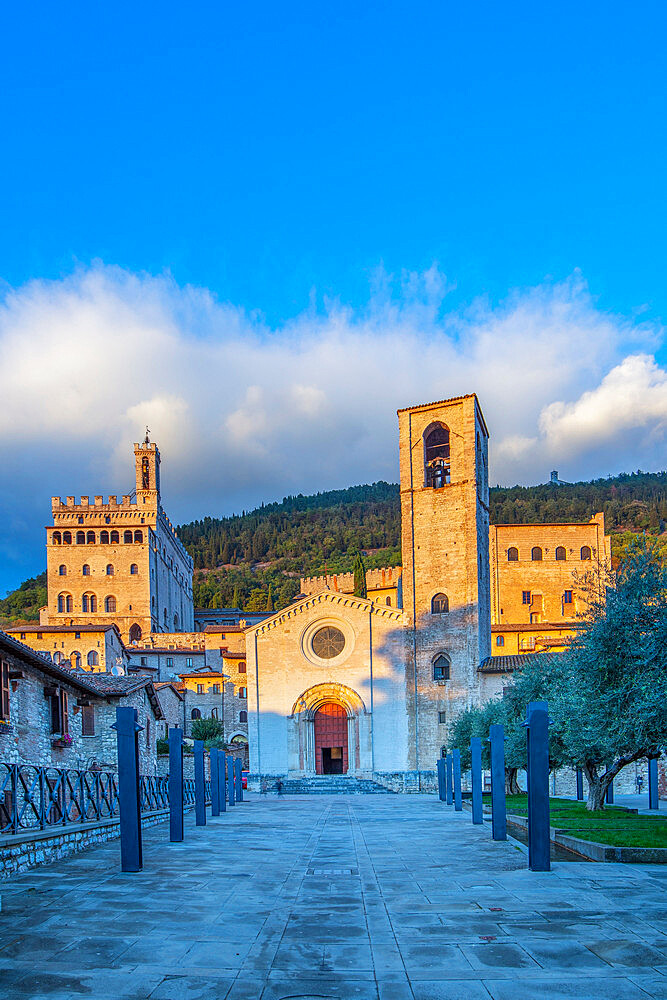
[232,585,240,609]
[353,551,367,598]
[265,584,274,613]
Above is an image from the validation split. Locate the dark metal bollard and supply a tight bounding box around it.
[168,727,184,842]
[446,753,453,805]
[437,758,445,801]
[227,755,235,806]
[648,757,659,810]
[194,740,206,826]
[218,750,227,812]
[606,779,614,805]
[524,701,551,872]
[112,706,143,872]
[452,749,462,811]
[471,737,483,825]
[576,768,584,801]
[489,724,507,841]
[211,749,220,816]
[235,758,244,802]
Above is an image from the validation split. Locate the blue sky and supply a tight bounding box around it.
[1,2,666,594]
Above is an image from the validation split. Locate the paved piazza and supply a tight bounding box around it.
[0,794,666,1000]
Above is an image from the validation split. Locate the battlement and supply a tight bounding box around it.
[51,495,141,512]
[300,566,402,597]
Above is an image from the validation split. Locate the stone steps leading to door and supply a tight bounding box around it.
[276,775,395,794]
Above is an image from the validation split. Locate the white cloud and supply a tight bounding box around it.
[0,262,665,591]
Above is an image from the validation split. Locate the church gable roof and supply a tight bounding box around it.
[246,588,405,637]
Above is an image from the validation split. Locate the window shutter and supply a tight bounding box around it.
[1,661,10,720]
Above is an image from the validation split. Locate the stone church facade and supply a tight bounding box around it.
[247,394,492,789]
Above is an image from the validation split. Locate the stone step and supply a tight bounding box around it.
[277,776,395,795]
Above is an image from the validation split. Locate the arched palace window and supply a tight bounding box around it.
[424,423,451,488]
[431,593,449,615]
[433,654,450,680]
[531,547,543,561]
[507,547,518,561]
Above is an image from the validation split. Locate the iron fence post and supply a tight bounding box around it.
[446,753,453,805]
[194,740,206,826]
[111,706,143,873]
[471,737,483,825]
[489,724,507,841]
[649,757,659,810]
[169,727,184,842]
[452,749,462,811]
[524,701,551,872]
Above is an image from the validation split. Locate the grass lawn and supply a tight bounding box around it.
[481,794,667,849]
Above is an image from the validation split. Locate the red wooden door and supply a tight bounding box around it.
[314,703,348,774]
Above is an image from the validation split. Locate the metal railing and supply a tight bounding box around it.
[0,763,207,837]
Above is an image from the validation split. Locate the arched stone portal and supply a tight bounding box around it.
[289,683,370,777]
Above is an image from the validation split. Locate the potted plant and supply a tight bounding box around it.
[51,733,73,749]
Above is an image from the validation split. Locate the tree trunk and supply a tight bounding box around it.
[505,767,521,795]
[584,761,610,811]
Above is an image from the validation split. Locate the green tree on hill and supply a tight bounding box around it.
[353,551,367,599]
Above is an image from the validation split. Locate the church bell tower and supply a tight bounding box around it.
[134,430,161,508]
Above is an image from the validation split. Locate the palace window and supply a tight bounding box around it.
[53,651,63,664]
[211,684,220,694]
[87,650,99,666]
[130,564,139,577]
[581,546,592,560]
[86,531,95,544]
[134,530,143,543]
[110,530,119,544]
[166,657,173,667]
[431,593,449,615]
[76,531,85,544]
[186,657,193,668]
[57,593,73,613]
[522,591,531,604]
[238,661,246,673]
[59,564,67,576]
[82,593,97,613]
[124,530,133,543]
[555,546,566,561]
[531,547,543,561]
[438,711,447,724]
[239,711,248,723]
[191,708,201,720]
[496,635,505,647]
[104,595,116,612]
[82,564,90,576]
[53,531,61,545]
[100,530,109,544]
[563,590,573,604]
[129,624,142,642]
[386,596,391,606]
[196,684,204,694]
[62,532,72,544]
[433,654,450,681]
[71,651,82,668]
[238,687,247,699]
[141,656,147,666]
[507,547,518,561]
[49,688,68,734]
[1,660,10,721]
[106,564,114,576]
[81,704,95,736]
[424,423,451,488]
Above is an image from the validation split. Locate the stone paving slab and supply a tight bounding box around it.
[0,793,666,998]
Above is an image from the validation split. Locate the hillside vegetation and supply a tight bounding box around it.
[1,471,665,623]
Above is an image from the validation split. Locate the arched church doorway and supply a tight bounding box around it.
[314,702,348,774]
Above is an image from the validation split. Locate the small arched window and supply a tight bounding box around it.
[134,530,143,544]
[53,531,62,545]
[129,624,142,642]
[59,564,67,576]
[239,710,248,723]
[87,650,99,667]
[53,651,63,664]
[433,654,450,680]
[57,593,73,613]
[555,546,566,561]
[386,596,391,606]
[130,564,138,575]
[106,564,114,576]
[496,635,505,647]
[191,708,201,720]
[110,530,119,544]
[424,423,451,488]
[531,547,543,561]
[62,531,72,544]
[71,651,82,669]
[581,545,592,560]
[82,564,90,576]
[100,530,109,544]
[124,530,133,544]
[76,531,85,544]
[211,708,218,720]
[507,547,519,561]
[86,531,95,544]
[238,661,247,673]
[431,593,449,615]
[105,595,116,612]
[82,593,97,613]
[173,613,179,630]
